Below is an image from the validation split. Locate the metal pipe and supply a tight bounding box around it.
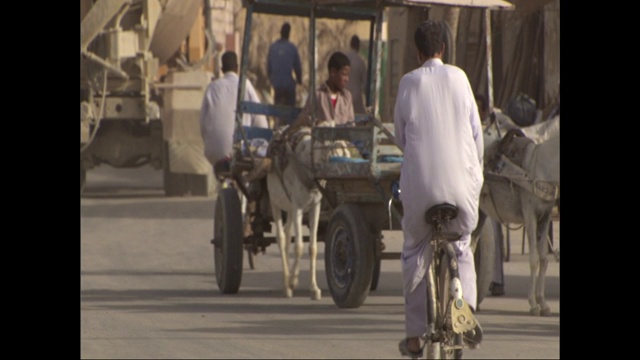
[366,17,375,110]
[309,2,317,118]
[236,1,254,161]
[81,69,108,153]
[370,0,385,119]
[81,50,130,80]
[309,2,317,174]
[151,83,205,90]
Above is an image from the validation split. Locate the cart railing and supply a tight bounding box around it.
[311,121,402,181]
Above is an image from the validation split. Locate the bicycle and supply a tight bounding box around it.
[420,203,482,359]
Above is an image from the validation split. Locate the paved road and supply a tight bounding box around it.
[80,166,560,359]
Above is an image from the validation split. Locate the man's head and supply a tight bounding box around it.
[414,20,445,61]
[327,51,351,91]
[350,35,360,51]
[221,51,238,73]
[281,22,291,39]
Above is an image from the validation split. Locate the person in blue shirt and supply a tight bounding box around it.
[267,22,302,109]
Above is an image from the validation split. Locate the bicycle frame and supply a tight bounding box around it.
[425,225,458,354]
[424,212,476,359]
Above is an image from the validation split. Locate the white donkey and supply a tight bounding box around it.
[266,124,351,299]
[484,108,560,145]
[480,115,559,316]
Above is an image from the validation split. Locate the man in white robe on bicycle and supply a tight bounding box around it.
[394,20,484,357]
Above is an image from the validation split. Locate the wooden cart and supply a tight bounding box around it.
[211,0,514,308]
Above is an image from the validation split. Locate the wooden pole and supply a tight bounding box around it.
[484,8,494,111]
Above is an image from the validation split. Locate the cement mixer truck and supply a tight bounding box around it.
[81,0,216,196]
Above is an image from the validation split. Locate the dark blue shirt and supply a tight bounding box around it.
[267,39,302,91]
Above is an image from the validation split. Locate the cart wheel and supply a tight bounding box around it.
[213,188,243,294]
[370,233,382,291]
[325,204,374,308]
[474,219,495,306]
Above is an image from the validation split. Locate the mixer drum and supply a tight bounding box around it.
[149,0,202,65]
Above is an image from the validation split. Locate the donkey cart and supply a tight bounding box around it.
[211,0,512,309]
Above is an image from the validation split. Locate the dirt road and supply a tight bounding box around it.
[80,166,559,359]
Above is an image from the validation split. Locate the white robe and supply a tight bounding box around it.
[200,72,268,165]
[394,58,484,337]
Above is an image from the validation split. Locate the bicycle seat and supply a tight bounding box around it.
[424,203,459,225]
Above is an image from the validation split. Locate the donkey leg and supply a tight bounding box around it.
[272,204,292,298]
[290,208,304,291]
[525,218,541,316]
[307,201,322,300]
[283,212,294,294]
[536,215,552,316]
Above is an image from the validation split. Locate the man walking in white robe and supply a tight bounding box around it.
[394,20,484,357]
[200,51,268,176]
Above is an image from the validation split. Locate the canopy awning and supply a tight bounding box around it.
[316,0,515,10]
[243,0,514,18]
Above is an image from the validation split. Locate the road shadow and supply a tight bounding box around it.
[81,187,167,199]
[81,269,558,339]
[487,273,560,300]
